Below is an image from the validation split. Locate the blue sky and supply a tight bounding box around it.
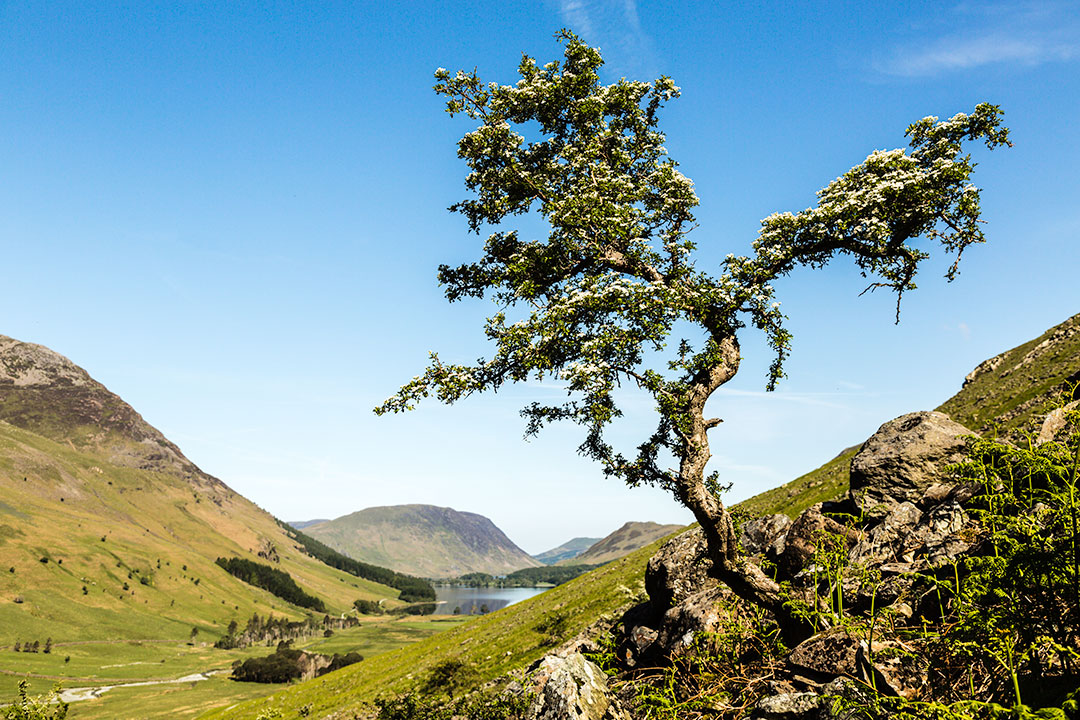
[2,1,1078,553]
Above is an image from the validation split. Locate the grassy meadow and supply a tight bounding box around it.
[1,616,468,719]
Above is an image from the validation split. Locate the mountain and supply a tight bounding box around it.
[288,519,330,530]
[532,536,601,565]
[558,521,685,566]
[0,335,409,644]
[736,311,1080,519]
[303,505,543,578]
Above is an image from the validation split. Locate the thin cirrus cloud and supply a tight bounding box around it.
[878,2,1079,77]
[880,32,1077,76]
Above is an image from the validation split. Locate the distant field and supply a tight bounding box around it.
[0,616,467,719]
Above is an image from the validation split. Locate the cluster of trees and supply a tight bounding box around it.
[278,521,436,602]
[453,565,597,588]
[11,638,50,653]
[215,557,325,612]
[229,640,362,684]
[353,599,383,615]
[215,612,357,650]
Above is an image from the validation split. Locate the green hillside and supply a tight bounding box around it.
[0,335,445,715]
[735,312,1080,520]
[531,536,601,565]
[0,420,399,646]
[304,504,542,578]
[557,521,685,566]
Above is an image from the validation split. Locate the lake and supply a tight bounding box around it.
[432,586,550,615]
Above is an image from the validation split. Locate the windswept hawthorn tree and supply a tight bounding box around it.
[377,31,1010,627]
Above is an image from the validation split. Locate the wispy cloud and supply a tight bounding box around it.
[878,2,1079,76]
[556,0,659,79]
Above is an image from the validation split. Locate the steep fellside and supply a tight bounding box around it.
[0,335,404,646]
[532,536,601,565]
[304,505,542,578]
[938,312,1080,433]
[558,521,685,566]
[736,312,1080,520]
[0,336,208,483]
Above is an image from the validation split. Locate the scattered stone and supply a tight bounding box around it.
[1036,400,1080,445]
[617,625,658,667]
[787,629,859,679]
[850,502,922,565]
[858,639,927,700]
[655,585,731,656]
[849,411,973,514]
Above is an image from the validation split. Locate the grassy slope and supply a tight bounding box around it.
[558,522,685,566]
[0,420,401,649]
[201,535,667,719]
[937,312,1080,434]
[735,312,1080,520]
[304,505,541,578]
[54,619,470,720]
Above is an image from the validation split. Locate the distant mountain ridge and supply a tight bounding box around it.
[558,521,685,566]
[532,537,601,565]
[288,519,330,530]
[303,505,543,578]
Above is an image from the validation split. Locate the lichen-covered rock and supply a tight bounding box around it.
[787,629,860,679]
[751,692,821,719]
[645,527,716,611]
[850,500,970,568]
[741,514,792,556]
[849,411,972,515]
[525,653,629,720]
[655,585,732,656]
[850,502,923,565]
[859,639,928,700]
[777,505,860,579]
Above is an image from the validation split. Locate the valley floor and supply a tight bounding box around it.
[0,616,468,719]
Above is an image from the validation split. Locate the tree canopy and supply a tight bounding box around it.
[376,31,1009,626]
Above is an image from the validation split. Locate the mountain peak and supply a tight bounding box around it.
[0,335,92,388]
[0,334,215,486]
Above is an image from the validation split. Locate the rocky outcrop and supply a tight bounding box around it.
[644,526,716,611]
[848,411,972,515]
[740,514,791,556]
[604,409,993,718]
[521,653,630,720]
[776,504,860,578]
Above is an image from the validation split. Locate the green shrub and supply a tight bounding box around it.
[1,680,68,719]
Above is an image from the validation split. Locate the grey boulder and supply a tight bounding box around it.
[849,411,972,515]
